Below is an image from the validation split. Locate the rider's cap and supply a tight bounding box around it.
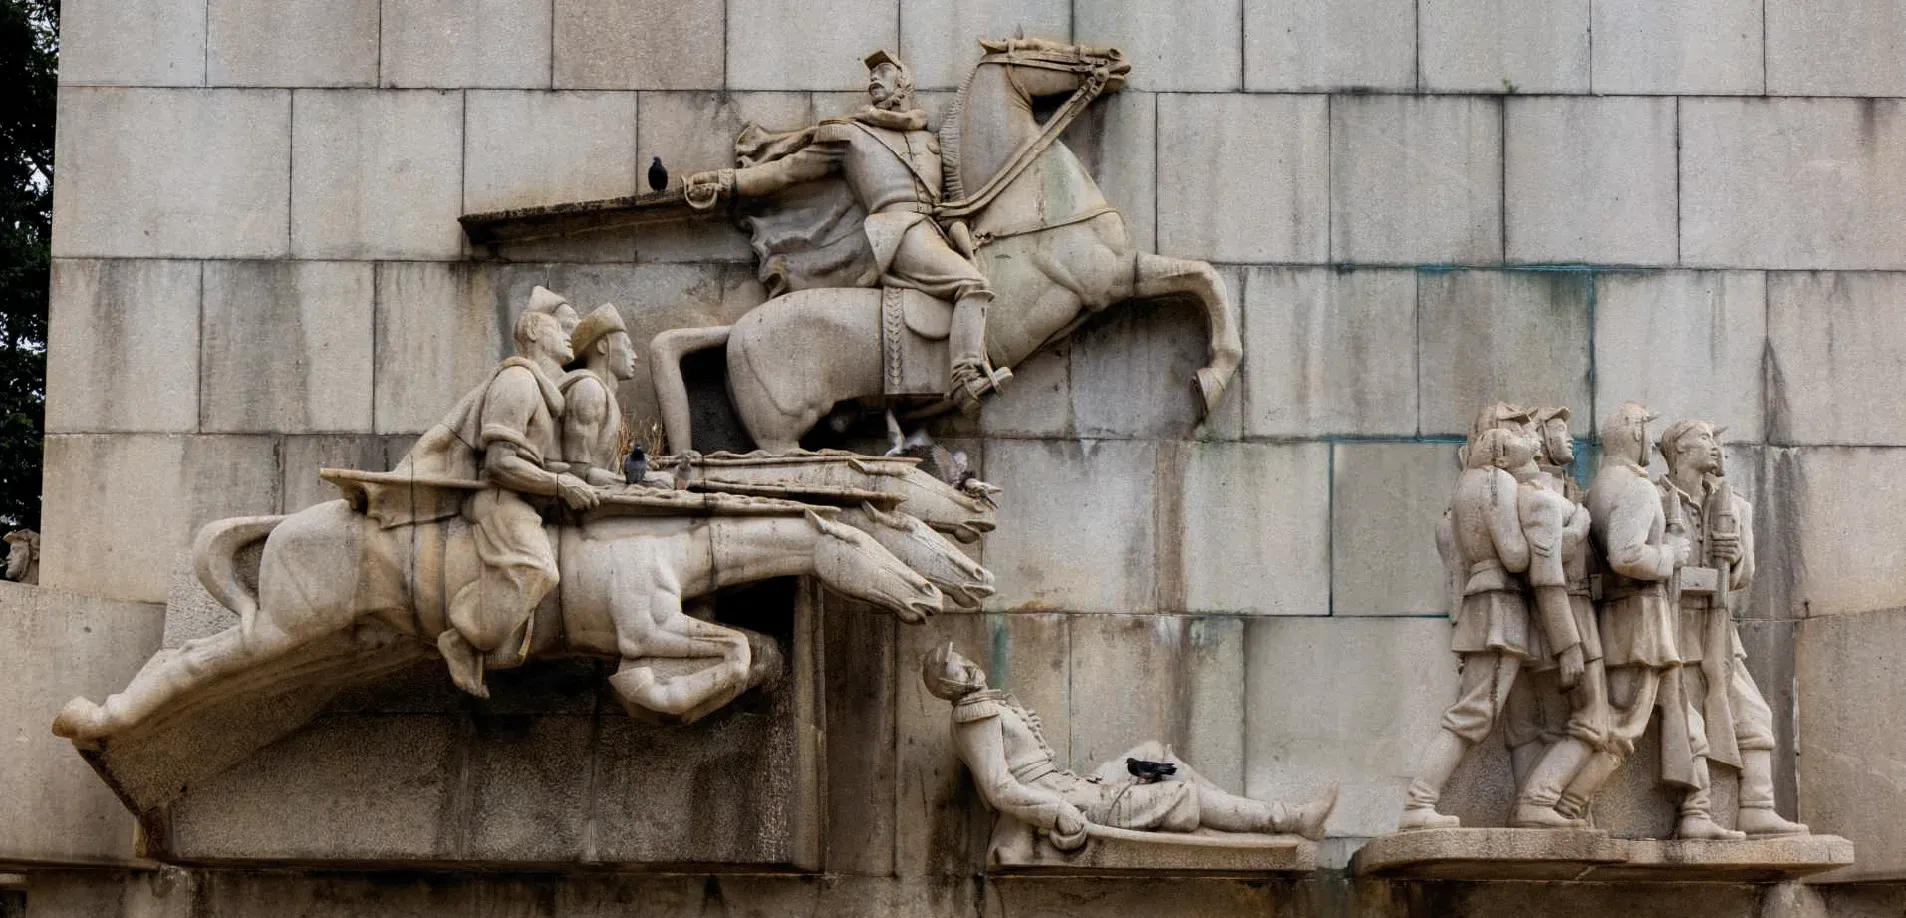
[571,303,628,355]
[864,49,905,71]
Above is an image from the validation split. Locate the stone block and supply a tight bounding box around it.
[1178,442,1331,616]
[1062,89,1157,252]
[372,262,505,435]
[164,550,239,649]
[0,583,163,866]
[1768,272,1906,446]
[901,0,1071,90]
[554,0,725,90]
[200,261,375,433]
[727,0,899,91]
[1067,615,1245,789]
[823,603,896,875]
[1070,291,1245,441]
[1591,0,1763,94]
[206,0,378,87]
[464,91,638,216]
[982,440,1158,613]
[1738,619,1798,815]
[1764,448,1906,618]
[1333,442,1461,617]
[380,0,552,89]
[1797,606,1906,881]
[1416,269,1592,436]
[45,259,201,434]
[1767,0,1906,96]
[1594,271,1767,444]
[52,88,289,259]
[633,91,816,263]
[38,435,280,603]
[1418,0,1590,93]
[1075,0,1244,92]
[987,878,1277,915]
[1243,0,1415,91]
[978,343,1071,438]
[1157,93,1329,263]
[291,89,464,260]
[57,0,205,86]
[1505,97,1677,266]
[1243,617,1461,837]
[1241,267,1417,437]
[1681,98,1906,270]
[1332,96,1501,265]
[281,435,391,512]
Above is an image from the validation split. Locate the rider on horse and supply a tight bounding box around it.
[686,51,1010,414]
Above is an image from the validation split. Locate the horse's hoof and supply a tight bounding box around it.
[1193,368,1226,419]
[51,697,100,742]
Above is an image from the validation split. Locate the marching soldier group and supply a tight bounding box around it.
[1401,401,1808,840]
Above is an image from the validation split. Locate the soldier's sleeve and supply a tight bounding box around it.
[733,128,847,197]
[477,366,545,465]
[1601,477,1674,581]
[1519,488,1567,588]
[1484,469,1531,573]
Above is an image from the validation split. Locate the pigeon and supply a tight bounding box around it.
[1126,758,1177,784]
[674,451,697,487]
[624,443,649,486]
[648,156,669,192]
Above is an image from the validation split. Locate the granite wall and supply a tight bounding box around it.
[22,0,1906,914]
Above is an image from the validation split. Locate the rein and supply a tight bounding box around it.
[934,50,1118,223]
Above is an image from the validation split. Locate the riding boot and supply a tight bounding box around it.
[948,291,1008,415]
[1399,729,1469,830]
[1271,784,1339,840]
[1556,749,1621,821]
[1510,737,1592,828]
[438,630,489,699]
[1738,749,1809,837]
[1677,759,1747,840]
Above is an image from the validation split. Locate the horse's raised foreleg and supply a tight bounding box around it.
[604,570,754,721]
[1124,251,1244,418]
[648,325,732,454]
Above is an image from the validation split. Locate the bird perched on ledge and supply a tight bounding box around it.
[1127,758,1177,784]
[624,443,649,486]
[648,156,669,192]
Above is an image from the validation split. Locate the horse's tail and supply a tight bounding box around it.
[648,325,733,453]
[193,515,285,637]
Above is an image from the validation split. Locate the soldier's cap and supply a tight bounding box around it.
[1532,405,1571,425]
[571,303,628,355]
[1469,401,1534,438]
[1656,418,1727,453]
[527,285,569,314]
[864,49,907,72]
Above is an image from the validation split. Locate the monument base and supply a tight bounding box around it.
[1353,828,1854,882]
[993,825,1317,877]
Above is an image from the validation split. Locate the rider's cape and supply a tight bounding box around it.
[732,106,931,298]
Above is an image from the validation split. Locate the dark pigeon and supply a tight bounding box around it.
[648,156,668,192]
[1126,758,1177,784]
[624,444,648,485]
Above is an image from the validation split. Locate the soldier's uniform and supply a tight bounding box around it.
[558,306,629,481]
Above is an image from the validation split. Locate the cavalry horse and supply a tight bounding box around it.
[650,38,1244,452]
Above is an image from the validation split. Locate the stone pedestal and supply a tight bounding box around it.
[1353,828,1853,882]
[992,825,1317,877]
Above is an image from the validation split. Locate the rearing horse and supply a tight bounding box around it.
[650,38,1243,452]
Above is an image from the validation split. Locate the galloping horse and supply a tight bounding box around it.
[650,38,1243,452]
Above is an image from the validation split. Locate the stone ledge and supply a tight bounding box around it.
[992,826,1317,877]
[1352,828,1854,882]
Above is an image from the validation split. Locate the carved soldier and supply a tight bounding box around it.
[391,288,601,697]
[923,644,1334,855]
[684,51,1009,412]
[1656,419,1809,837]
[559,304,638,487]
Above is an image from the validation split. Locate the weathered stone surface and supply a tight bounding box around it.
[823,602,897,875]
[1241,267,1417,437]
[280,435,391,512]
[1354,828,1628,880]
[1063,89,1157,252]
[1592,0,1763,94]
[1595,271,1767,444]
[977,343,1070,438]
[1243,0,1414,91]
[1069,291,1244,441]
[1067,615,1245,785]
[45,259,201,434]
[633,91,815,263]
[206,0,378,87]
[38,435,280,603]
[1157,93,1328,263]
[52,88,289,259]
[1178,442,1330,615]
[380,0,551,89]
[1737,619,1799,815]
[0,583,162,867]
[1681,98,1906,270]
[200,261,375,433]
[1766,0,1906,96]
[1599,836,1856,882]
[464,91,638,216]
[1332,96,1501,265]
[902,0,1072,90]
[984,439,1157,613]
[164,551,239,649]
[552,0,724,90]
[58,0,205,86]
[1505,97,1677,265]
[1418,0,1590,93]
[1075,0,1243,92]
[371,263,504,434]
[291,90,464,260]
[995,828,1316,875]
[1765,448,1906,618]
[1244,617,1461,837]
[727,0,899,90]
[1333,442,1461,616]
[1416,270,1592,436]
[1798,606,1906,881]
[1767,272,1906,446]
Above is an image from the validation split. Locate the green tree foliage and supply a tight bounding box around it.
[0,0,54,528]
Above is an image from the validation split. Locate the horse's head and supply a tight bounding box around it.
[804,510,943,624]
[843,502,995,609]
[879,464,997,544]
[977,37,1130,96]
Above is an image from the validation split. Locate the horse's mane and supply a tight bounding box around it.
[939,64,978,202]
